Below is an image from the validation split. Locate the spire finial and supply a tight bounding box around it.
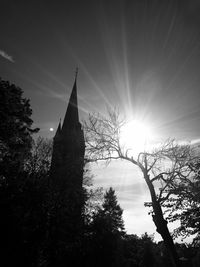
[75,67,78,81]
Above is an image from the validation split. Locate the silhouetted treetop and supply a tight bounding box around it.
[0,78,39,183]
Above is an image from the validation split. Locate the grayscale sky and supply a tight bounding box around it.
[1,0,200,241]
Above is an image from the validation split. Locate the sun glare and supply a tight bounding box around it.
[120,120,153,154]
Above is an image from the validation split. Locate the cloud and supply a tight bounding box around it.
[0,49,14,62]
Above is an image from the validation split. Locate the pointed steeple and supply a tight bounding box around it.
[62,68,80,131]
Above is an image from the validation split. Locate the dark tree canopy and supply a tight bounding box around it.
[92,187,125,235]
[0,78,39,182]
[165,158,200,240]
[88,187,125,267]
[102,187,125,234]
[0,78,39,267]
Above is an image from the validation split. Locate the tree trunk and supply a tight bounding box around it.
[144,173,180,267]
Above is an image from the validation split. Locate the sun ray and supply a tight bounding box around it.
[56,38,114,111]
[120,119,154,155]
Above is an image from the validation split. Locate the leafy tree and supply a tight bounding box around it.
[164,158,200,240]
[0,78,39,183]
[84,186,104,225]
[90,187,125,267]
[121,233,159,267]
[18,137,53,267]
[0,78,39,266]
[122,234,141,267]
[84,109,195,267]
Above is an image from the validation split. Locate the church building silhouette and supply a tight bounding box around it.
[49,70,85,243]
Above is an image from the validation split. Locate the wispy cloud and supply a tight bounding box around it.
[0,49,14,62]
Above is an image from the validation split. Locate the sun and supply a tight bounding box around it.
[120,119,153,154]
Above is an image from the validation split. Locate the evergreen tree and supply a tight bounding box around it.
[102,187,125,234]
[90,187,125,267]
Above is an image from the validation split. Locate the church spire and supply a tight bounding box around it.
[61,68,80,131]
[54,119,61,139]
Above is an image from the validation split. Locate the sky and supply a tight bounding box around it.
[1,0,200,241]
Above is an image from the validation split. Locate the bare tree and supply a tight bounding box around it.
[24,136,53,177]
[84,109,195,267]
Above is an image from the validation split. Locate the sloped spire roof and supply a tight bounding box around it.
[54,119,61,139]
[61,70,80,131]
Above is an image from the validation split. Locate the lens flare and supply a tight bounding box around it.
[120,119,153,155]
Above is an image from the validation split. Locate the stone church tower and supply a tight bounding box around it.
[50,71,85,190]
[49,71,85,241]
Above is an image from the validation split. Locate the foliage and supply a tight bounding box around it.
[87,187,125,267]
[0,78,39,266]
[164,157,200,239]
[0,78,39,183]
[92,187,125,235]
[84,186,104,224]
[121,233,158,267]
[102,187,125,233]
